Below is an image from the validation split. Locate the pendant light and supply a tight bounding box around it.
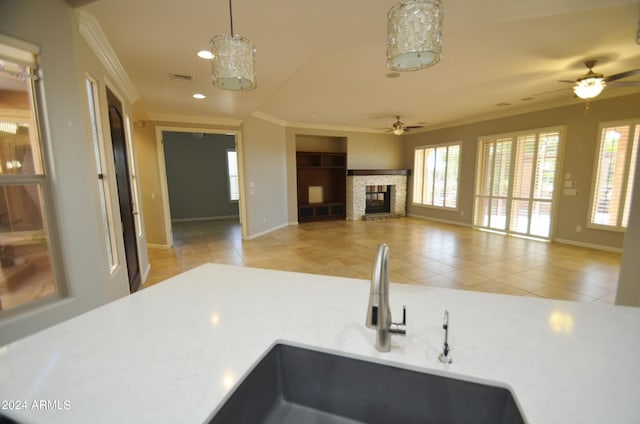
[210,0,256,91]
[387,0,443,72]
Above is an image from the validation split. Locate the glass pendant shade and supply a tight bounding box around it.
[392,127,405,136]
[387,0,443,71]
[573,77,605,99]
[210,34,256,91]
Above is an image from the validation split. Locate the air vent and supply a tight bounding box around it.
[169,73,193,82]
[496,102,511,107]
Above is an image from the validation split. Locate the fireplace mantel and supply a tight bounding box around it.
[347,169,411,176]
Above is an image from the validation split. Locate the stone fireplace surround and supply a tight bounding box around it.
[346,170,409,220]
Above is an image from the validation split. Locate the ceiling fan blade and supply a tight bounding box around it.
[607,81,640,87]
[405,125,424,129]
[557,80,575,84]
[535,87,567,96]
[605,69,640,82]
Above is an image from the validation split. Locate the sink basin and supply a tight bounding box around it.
[207,343,525,424]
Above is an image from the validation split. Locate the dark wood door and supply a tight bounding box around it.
[107,88,140,292]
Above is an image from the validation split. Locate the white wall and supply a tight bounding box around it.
[616,135,640,306]
[0,0,132,345]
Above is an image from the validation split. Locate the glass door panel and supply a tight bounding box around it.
[530,201,552,238]
[509,199,530,234]
[474,128,562,240]
[489,198,508,230]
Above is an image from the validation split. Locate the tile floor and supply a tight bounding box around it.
[145,217,621,304]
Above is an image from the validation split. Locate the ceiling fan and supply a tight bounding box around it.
[386,116,424,136]
[559,60,640,99]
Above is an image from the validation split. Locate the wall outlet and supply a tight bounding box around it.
[460,210,465,216]
[576,225,582,232]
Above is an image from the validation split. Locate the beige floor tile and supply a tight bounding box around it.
[141,218,622,307]
[440,270,492,285]
[531,286,595,303]
[468,281,531,297]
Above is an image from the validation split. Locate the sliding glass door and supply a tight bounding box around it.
[474,127,563,239]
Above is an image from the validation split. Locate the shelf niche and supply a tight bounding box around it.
[296,135,347,223]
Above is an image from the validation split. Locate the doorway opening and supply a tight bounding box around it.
[156,127,246,247]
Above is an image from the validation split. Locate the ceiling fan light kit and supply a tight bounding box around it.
[573,76,606,99]
[210,0,256,91]
[389,115,423,135]
[387,0,443,71]
[563,60,640,100]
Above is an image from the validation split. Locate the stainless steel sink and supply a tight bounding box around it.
[207,343,525,424]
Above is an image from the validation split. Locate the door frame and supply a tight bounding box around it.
[154,126,247,246]
[106,87,141,292]
[472,125,566,241]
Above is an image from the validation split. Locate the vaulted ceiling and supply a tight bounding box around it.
[80,0,640,131]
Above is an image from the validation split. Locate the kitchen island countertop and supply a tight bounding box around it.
[1,263,639,423]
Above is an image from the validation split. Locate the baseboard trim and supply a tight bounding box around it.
[407,213,473,228]
[141,263,151,284]
[147,243,171,249]
[171,216,240,223]
[553,238,623,253]
[244,222,289,240]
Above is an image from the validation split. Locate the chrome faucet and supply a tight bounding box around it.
[438,310,452,364]
[366,243,406,352]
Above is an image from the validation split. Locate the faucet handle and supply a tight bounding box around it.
[390,305,406,335]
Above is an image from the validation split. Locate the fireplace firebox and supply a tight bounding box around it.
[365,185,391,214]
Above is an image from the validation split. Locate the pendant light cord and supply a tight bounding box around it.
[229,0,234,36]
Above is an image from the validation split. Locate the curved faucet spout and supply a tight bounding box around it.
[366,243,406,352]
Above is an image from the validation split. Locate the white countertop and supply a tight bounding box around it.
[1,263,639,423]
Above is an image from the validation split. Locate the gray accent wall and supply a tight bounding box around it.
[163,131,239,221]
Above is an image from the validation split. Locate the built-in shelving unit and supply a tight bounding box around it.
[296,152,346,222]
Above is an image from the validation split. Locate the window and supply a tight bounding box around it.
[474,127,562,239]
[0,39,63,311]
[413,143,460,209]
[589,120,639,230]
[226,149,239,201]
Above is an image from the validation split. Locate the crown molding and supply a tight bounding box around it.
[286,120,383,135]
[143,112,242,127]
[76,11,140,104]
[251,111,288,126]
[66,0,99,7]
[252,111,387,135]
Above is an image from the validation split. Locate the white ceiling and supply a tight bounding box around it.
[79,0,640,132]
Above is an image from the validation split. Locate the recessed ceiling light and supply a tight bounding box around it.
[193,93,206,99]
[197,50,214,60]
